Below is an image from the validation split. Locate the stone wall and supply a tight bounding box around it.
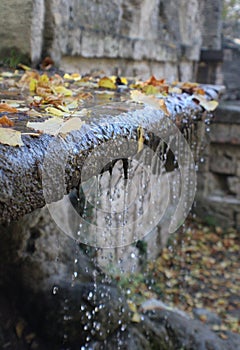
[222,38,240,100]
[195,101,240,230]
[0,0,210,80]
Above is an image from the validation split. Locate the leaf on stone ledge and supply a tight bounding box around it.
[0,127,24,146]
[0,103,18,113]
[131,312,141,323]
[59,117,85,136]
[137,126,144,152]
[130,90,170,115]
[27,117,85,136]
[45,106,65,117]
[27,117,63,135]
[53,85,73,96]
[98,77,116,90]
[0,115,14,127]
[193,95,219,111]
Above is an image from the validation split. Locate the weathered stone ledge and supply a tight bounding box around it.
[0,85,224,224]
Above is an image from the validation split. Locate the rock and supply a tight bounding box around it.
[141,309,240,350]
[89,308,240,350]
[193,308,222,326]
[140,298,190,319]
[0,207,131,348]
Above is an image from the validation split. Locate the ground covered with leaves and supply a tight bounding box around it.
[117,218,240,337]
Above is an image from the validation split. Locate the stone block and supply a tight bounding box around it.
[210,124,231,143]
[195,194,237,228]
[209,155,236,175]
[227,176,240,197]
[0,0,44,64]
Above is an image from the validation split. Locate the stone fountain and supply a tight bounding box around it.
[1,75,235,349]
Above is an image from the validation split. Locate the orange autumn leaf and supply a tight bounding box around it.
[0,103,18,113]
[144,76,166,86]
[0,115,14,127]
[193,87,206,95]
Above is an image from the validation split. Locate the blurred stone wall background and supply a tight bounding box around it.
[0,0,222,80]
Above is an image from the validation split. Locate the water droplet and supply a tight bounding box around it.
[121,324,127,331]
[88,291,93,299]
[52,286,58,295]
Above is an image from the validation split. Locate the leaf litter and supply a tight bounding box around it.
[116,218,240,335]
[0,67,219,147]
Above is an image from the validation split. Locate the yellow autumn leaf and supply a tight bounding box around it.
[64,73,81,81]
[137,126,144,152]
[142,85,159,95]
[45,106,65,117]
[56,105,70,113]
[110,76,128,85]
[63,73,72,80]
[98,77,116,90]
[0,127,24,146]
[127,300,137,313]
[193,95,219,111]
[131,312,141,323]
[53,86,73,96]
[29,78,38,92]
[39,74,49,83]
[18,63,31,71]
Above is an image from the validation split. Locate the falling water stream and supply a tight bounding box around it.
[53,127,205,348]
[35,86,223,348]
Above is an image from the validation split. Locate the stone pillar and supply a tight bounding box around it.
[0,0,44,65]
